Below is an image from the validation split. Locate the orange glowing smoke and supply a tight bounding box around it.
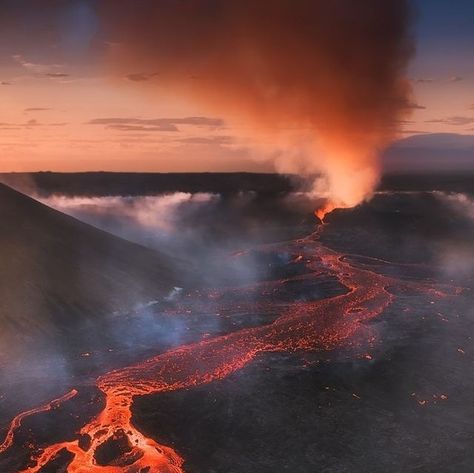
[102,0,414,211]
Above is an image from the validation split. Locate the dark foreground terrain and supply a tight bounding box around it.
[0,174,473,472]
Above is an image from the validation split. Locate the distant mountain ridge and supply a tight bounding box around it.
[0,172,298,198]
[383,133,474,173]
[2,170,474,199]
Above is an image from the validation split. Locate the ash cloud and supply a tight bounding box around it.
[101,0,415,210]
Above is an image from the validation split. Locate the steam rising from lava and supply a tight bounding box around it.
[102,0,415,215]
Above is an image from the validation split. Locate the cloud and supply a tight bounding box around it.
[107,124,178,132]
[405,102,426,110]
[12,54,63,75]
[0,119,67,128]
[24,107,52,112]
[399,129,428,135]
[1,81,12,86]
[0,141,37,147]
[87,116,225,132]
[425,116,474,126]
[12,55,71,81]
[415,78,435,84]
[125,72,159,82]
[22,119,67,127]
[449,76,463,82]
[177,136,233,145]
[45,72,70,79]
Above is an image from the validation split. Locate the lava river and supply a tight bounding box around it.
[0,228,454,473]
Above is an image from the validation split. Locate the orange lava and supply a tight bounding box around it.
[315,202,338,222]
[0,390,78,455]
[1,232,450,472]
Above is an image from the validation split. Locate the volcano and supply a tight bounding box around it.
[0,183,181,356]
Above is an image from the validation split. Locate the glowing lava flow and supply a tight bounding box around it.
[1,230,449,472]
[315,202,338,222]
[0,390,78,455]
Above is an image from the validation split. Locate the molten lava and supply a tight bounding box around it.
[0,228,454,473]
[315,202,338,222]
[0,390,78,456]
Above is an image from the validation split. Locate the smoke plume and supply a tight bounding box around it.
[101,0,414,213]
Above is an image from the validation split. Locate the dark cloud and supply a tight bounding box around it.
[0,119,67,128]
[45,72,70,78]
[177,136,233,145]
[415,78,435,84]
[426,116,474,126]
[125,72,159,82]
[108,124,178,132]
[1,81,12,86]
[449,76,463,82]
[172,117,224,127]
[87,117,224,132]
[405,102,426,110]
[24,107,52,112]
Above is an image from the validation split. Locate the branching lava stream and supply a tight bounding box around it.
[0,227,454,473]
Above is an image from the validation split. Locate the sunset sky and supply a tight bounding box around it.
[0,0,473,172]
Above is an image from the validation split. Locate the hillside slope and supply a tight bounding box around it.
[0,183,182,352]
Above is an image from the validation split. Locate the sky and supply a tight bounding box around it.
[0,0,473,173]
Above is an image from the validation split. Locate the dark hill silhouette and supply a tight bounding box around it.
[0,183,181,353]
